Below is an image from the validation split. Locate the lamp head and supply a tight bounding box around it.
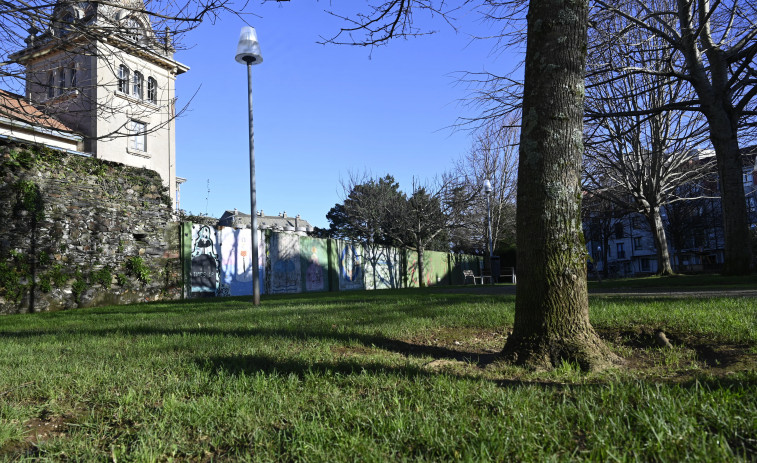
[235,26,263,65]
[483,179,493,195]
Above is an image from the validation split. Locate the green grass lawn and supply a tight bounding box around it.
[1,287,755,461]
[587,273,757,291]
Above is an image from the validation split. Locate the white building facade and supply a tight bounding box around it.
[10,0,188,205]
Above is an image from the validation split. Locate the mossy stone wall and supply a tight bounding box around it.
[0,139,182,314]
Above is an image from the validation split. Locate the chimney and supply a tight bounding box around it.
[164,27,172,53]
[282,211,287,218]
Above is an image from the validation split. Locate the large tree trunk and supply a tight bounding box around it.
[645,206,674,275]
[416,245,426,288]
[676,0,753,275]
[709,132,752,275]
[502,0,617,371]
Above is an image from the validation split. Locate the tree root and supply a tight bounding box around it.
[500,329,622,372]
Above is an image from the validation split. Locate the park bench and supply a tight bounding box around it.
[463,269,491,285]
[500,267,517,284]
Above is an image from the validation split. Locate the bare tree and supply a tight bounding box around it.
[450,117,518,256]
[589,0,757,275]
[584,29,714,275]
[454,0,757,275]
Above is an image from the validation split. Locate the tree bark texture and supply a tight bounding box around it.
[646,206,674,275]
[708,128,752,275]
[502,0,617,370]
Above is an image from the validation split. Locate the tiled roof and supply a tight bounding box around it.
[0,89,77,133]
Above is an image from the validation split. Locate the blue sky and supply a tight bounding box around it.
[175,2,521,228]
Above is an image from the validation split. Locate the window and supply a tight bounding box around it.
[616,242,626,259]
[69,67,77,89]
[124,17,143,42]
[118,65,130,94]
[641,258,650,272]
[46,71,55,98]
[614,222,624,239]
[633,236,643,250]
[58,68,65,95]
[147,77,157,104]
[132,71,144,99]
[130,120,146,151]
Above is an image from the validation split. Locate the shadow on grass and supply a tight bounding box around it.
[198,332,503,383]
[201,353,434,379]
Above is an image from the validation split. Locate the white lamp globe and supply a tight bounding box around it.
[235,26,263,64]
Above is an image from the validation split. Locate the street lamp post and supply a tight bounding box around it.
[483,179,493,282]
[236,26,263,305]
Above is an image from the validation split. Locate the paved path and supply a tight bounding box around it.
[436,285,757,298]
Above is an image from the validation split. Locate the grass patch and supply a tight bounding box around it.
[0,287,755,461]
[588,273,757,291]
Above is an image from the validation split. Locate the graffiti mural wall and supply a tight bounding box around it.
[338,241,364,291]
[269,232,301,294]
[190,224,221,296]
[363,246,402,290]
[300,237,329,292]
[183,223,488,298]
[218,227,265,296]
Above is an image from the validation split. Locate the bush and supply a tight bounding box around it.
[125,256,151,285]
[92,266,113,289]
[71,271,87,303]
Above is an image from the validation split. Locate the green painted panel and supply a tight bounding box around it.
[300,236,329,292]
[426,250,450,286]
[405,249,450,287]
[181,222,193,298]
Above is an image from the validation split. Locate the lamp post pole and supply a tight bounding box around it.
[483,179,493,265]
[245,59,260,305]
[236,26,263,305]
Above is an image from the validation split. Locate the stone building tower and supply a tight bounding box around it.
[11,0,188,205]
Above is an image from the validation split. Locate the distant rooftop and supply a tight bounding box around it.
[218,209,313,233]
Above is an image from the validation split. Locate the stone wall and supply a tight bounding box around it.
[0,139,181,314]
